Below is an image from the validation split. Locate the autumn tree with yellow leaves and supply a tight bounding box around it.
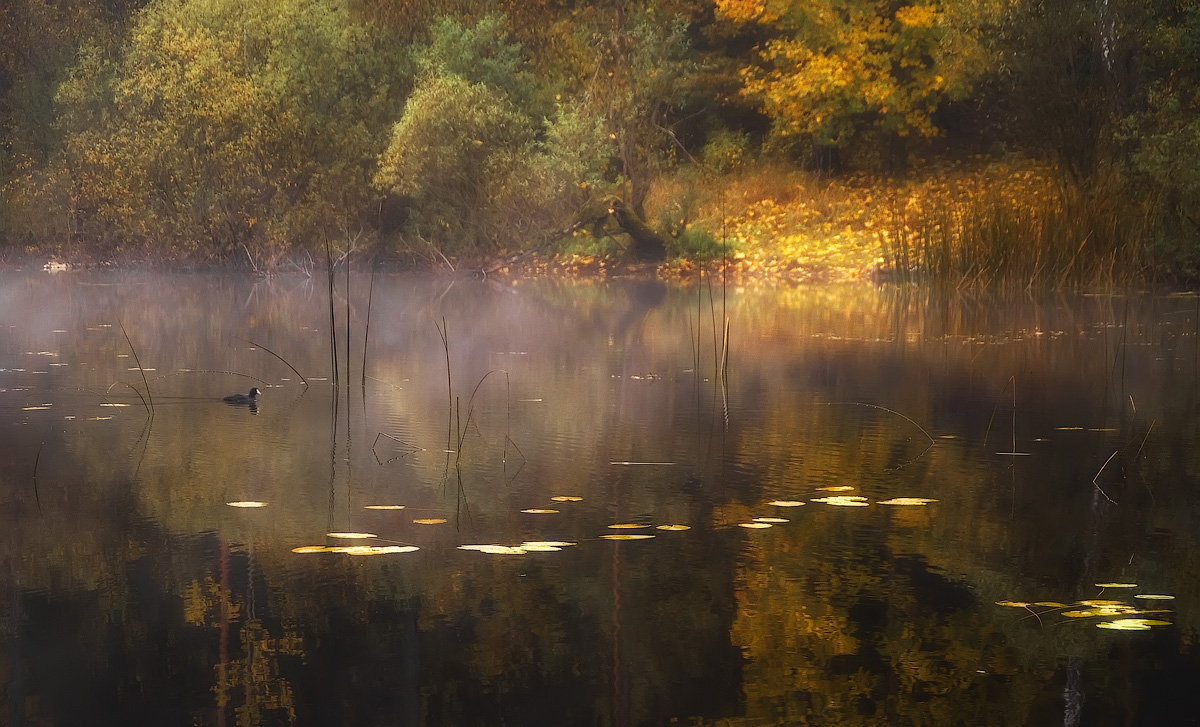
[716,0,989,162]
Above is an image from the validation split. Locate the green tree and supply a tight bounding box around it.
[373,16,614,256]
[1120,1,1200,271]
[578,4,699,219]
[54,0,404,259]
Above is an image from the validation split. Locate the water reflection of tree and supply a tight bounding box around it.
[6,277,1200,723]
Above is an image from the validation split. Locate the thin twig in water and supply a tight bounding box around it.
[1133,419,1155,462]
[372,432,423,465]
[119,319,154,413]
[982,376,1014,450]
[1092,451,1119,504]
[826,401,936,470]
[241,338,308,387]
[504,435,526,485]
[325,236,339,386]
[362,258,376,392]
[435,317,453,456]
[105,380,149,411]
[32,441,43,513]
[345,245,351,391]
[456,370,503,464]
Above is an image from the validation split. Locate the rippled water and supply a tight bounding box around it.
[2,270,1199,725]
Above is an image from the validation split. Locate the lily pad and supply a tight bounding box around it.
[1097,618,1172,630]
[812,496,869,507]
[877,497,939,506]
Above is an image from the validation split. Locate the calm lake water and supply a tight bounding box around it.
[2,270,1199,726]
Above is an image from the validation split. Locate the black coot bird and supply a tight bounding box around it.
[223,387,260,407]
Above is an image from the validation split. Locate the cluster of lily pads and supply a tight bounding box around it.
[234,484,940,557]
[738,485,938,529]
[997,583,1175,631]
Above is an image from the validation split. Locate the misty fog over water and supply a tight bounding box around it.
[2,270,1199,725]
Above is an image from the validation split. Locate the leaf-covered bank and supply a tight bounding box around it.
[3,0,1200,286]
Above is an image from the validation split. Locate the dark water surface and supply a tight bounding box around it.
[3,271,1200,726]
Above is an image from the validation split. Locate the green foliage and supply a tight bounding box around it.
[573,6,700,218]
[52,0,405,256]
[374,16,616,256]
[415,15,536,109]
[703,128,752,174]
[667,225,731,260]
[373,73,535,251]
[1122,4,1200,227]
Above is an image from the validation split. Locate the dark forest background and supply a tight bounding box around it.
[2,0,1198,277]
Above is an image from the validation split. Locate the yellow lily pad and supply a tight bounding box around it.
[1096,618,1172,630]
[816,485,856,492]
[364,505,405,510]
[753,517,789,523]
[521,508,560,514]
[1095,582,1137,588]
[326,532,376,539]
[460,545,527,555]
[655,524,691,531]
[738,522,773,529]
[1134,594,1175,600]
[1062,608,1125,618]
[292,545,418,555]
[343,546,419,556]
[768,500,806,507]
[877,498,939,505]
[811,496,869,506]
[413,518,447,525]
[550,496,583,502]
[227,501,268,508]
[608,523,650,529]
[600,534,655,540]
